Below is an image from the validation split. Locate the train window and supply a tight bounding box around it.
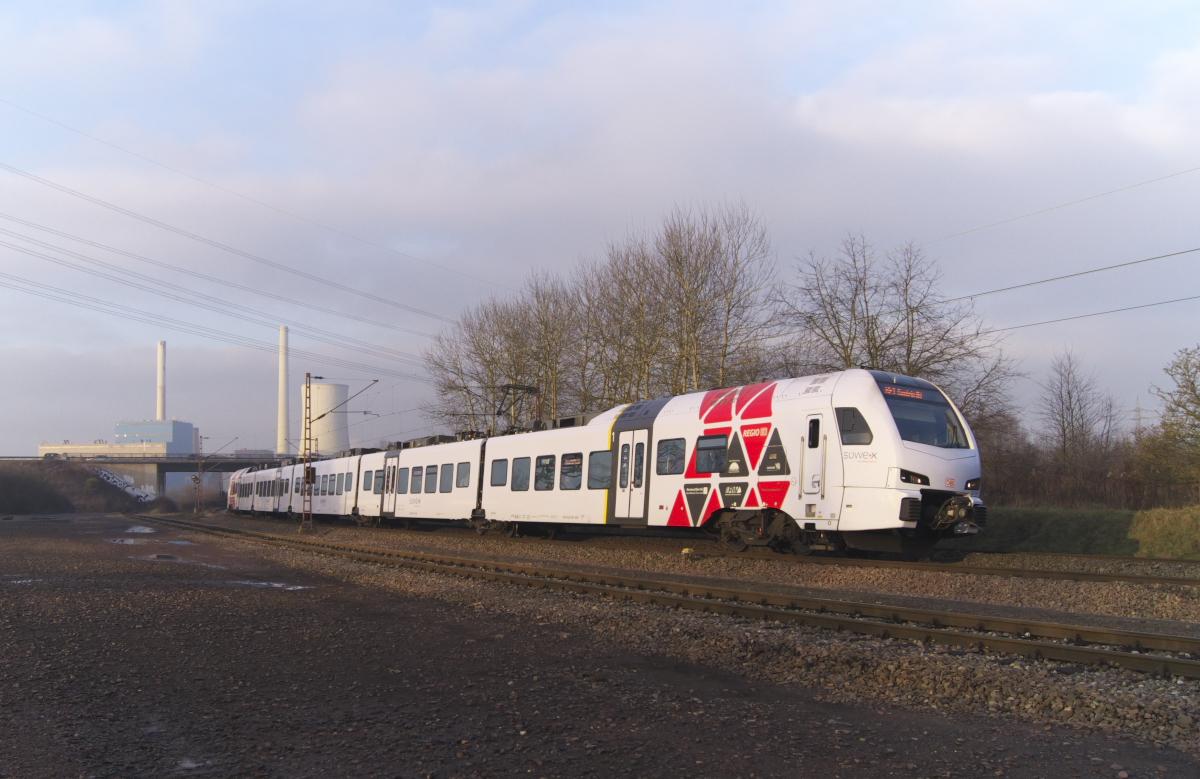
[321,474,329,496]
[345,473,354,493]
[619,444,630,488]
[410,467,422,494]
[490,459,508,486]
[560,453,582,490]
[440,464,454,493]
[396,468,409,494]
[695,435,728,474]
[534,455,555,490]
[363,470,374,492]
[374,469,385,494]
[456,462,471,488]
[632,443,645,488]
[587,451,611,489]
[656,438,686,475]
[511,457,531,491]
[336,473,344,495]
[295,477,300,494]
[808,419,820,448]
[836,408,873,445]
[284,479,290,494]
[425,466,438,494]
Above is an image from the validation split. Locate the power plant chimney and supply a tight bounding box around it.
[276,326,289,455]
[156,340,166,421]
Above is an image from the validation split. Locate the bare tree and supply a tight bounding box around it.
[1036,349,1121,475]
[774,234,1018,420]
[1153,346,1200,475]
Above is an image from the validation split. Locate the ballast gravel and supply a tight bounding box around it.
[210,514,1200,626]
[5,513,1199,779]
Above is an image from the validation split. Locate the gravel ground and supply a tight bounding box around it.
[2,514,1198,779]
[205,514,1200,626]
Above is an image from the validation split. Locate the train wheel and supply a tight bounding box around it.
[719,523,748,553]
[543,525,557,541]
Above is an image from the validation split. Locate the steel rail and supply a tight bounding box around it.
[223,512,1200,588]
[141,515,1200,678]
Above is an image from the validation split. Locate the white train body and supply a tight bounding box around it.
[228,369,986,553]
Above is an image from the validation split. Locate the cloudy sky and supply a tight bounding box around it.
[2,1,1199,453]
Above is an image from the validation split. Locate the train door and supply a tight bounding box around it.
[800,413,843,521]
[614,429,648,522]
[381,453,399,517]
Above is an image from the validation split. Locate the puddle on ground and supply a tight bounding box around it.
[3,579,42,585]
[126,525,155,534]
[228,580,312,591]
[108,538,153,545]
[166,540,193,545]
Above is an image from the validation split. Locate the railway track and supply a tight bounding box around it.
[141,514,1200,679]
[225,512,1200,588]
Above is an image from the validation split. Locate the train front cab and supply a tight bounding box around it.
[830,369,985,555]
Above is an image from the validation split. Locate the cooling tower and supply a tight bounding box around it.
[303,382,350,454]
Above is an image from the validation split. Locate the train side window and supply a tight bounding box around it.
[632,443,645,488]
[695,435,728,474]
[587,451,611,489]
[836,407,873,445]
[396,468,409,494]
[490,459,508,486]
[332,473,340,495]
[511,457,531,491]
[619,444,630,488]
[534,455,555,491]
[321,474,329,495]
[560,453,582,490]
[424,466,439,494]
[374,469,385,494]
[808,419,820,448]
[410,467,422,494]
[345,473,354,493]
[440,463,454,493]
[363,470,374,492]
[656,438,686,475]
[456,462,471,488]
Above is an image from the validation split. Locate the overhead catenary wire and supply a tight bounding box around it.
[0,234,429,368]
[993,292,1200,333]
[0,270,433,382]
[0,96,513,292]
[0,161,457,323]
[773,244,1200,338]
[0,211,434,339]
[770,162,1200,290]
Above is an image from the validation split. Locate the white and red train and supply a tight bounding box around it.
[228,369,986,554]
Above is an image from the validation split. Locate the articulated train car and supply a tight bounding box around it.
[228,369,986,554]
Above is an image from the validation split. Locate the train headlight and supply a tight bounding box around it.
[965,478,980,491]
[899,469,930,486]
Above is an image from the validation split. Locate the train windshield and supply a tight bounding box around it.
[871,372,970,449]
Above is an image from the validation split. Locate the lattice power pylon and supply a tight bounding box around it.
[299,372,315,533]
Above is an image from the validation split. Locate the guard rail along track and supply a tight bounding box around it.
[139,515,1200,679]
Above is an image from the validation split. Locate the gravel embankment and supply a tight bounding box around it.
[14,514,1199,777]
[202,514,1200,626]
[203,525,1200,755]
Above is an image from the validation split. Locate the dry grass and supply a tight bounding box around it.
[0,461,141,514]
[941,505,1200,559]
